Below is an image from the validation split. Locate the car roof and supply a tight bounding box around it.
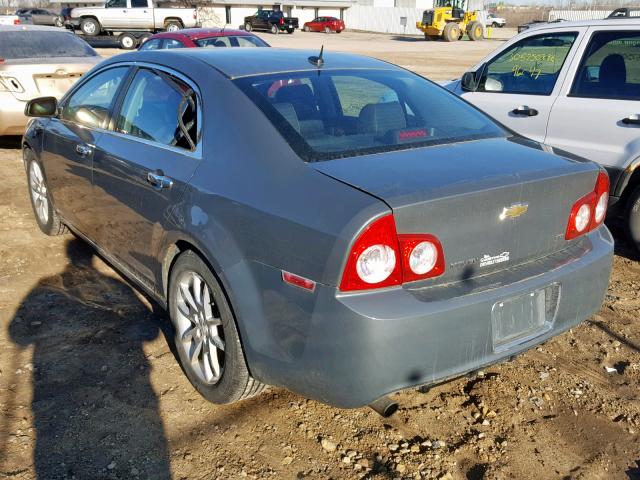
[117,48,398,79]
[523,17,640,31]
[151,27,252,41]
[0,24,68,32]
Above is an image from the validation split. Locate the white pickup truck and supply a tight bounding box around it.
[68,0,199,36]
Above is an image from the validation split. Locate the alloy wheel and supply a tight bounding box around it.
[29,161,49,225]
[174,271,225,385]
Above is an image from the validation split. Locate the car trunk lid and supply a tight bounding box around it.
[311,137,599,285]
[0,58,95,101]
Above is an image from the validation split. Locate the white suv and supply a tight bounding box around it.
[446,18,640,251]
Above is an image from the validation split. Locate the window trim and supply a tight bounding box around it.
[568,29,640,101]
[108,63,203,158]
[478,31,580,97]
[59,65,134,132]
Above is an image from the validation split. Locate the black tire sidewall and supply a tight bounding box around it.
[168,251,248,404]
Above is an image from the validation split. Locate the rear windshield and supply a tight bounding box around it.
[234,69,505,162]
[0,31,97,59]
[195,35,268,48]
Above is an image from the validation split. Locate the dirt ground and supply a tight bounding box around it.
[1,30,640,480]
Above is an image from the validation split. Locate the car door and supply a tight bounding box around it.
[41,66,130,236]
[256,11,269,29]
[127,0,152,28]
[458,29,585,143]
[102,0,128,28]
[91,67,201,289]
[546,26,640,189]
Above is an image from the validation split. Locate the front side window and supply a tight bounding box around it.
[106,0,126,8]
[479,32,578,95]
[131,0,147,7]
[116,69,198,151]
[571,30,640,101]
[138,38,161,50]
[62,67,128,128]
[235,69,504,162]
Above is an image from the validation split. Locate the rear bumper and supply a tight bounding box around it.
[242,226,613,408]
[0,93,27,136]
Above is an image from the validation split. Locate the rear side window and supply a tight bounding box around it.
[235,69,504,162]
[195,35,268,48]
[571,31,640,101]
[116,69,199,151]
[138,38,161,50]
[164,39,184,49]
[62,67,128,129]
[479,32,578,95]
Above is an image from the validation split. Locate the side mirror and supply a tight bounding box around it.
[461,71,479,92]
[24,96,58,117]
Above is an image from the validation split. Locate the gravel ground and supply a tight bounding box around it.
[1,30,639,480]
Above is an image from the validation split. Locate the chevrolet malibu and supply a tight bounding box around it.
[22,48,613,410]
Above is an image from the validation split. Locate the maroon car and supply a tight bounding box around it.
[138,28,269,50]
[302,16,345,33]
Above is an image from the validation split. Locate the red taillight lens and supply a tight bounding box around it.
[398,234,445,283]
[565,171,609,240]
[279,17,284,24]
[13,19,20,25]
[339,214,445,292]
[340,214,402,292]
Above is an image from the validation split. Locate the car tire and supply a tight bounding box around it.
[26,149,67,236]
[336,29,342,33]
[492,21,499,28]
[168,250,266,404]
[443,22,460,42]
[138,32,153,45]
[80,17,100,36]
[287,28,294,34]
[324,26,331,34]
[165,20,182,32]
[626,184,640,253]
[271,23,278,34]
[467,21,483,41]
[54,16,63,28]
[303,25,309,32]
[245,22,252,32]
[118,32,137,50]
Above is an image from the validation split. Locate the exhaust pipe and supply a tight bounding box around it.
[369,395,398,417]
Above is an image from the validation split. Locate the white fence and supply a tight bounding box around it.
[548,9,612,21]
[344,5,428,35]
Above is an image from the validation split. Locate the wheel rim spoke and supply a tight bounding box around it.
[173,270,225,385]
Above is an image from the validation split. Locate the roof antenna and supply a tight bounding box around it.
[308,45,324,68]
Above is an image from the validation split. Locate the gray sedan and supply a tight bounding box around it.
[22,48,613,410]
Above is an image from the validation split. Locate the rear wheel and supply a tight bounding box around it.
[165,20,182,32]
[626,185,640,253]
[168,250,265,404]
[467,21,483,41]
[244,22,252,32]
[26,149,67,236]
[80,17,100,36]
[118,32,137,50]
[270,23,279,34]
[287,27,294,34]
[443,22,460,42]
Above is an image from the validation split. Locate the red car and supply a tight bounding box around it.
[138,28,269,50]
[302,17,345,33]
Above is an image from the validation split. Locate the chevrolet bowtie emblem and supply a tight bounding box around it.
[499,203,529,220]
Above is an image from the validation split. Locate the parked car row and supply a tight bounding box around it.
[1,15,637,414]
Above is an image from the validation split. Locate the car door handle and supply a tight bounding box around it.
[511,105,539,117]
[147,170,173,190]
[622,114,640,126]
[75,144,92,157]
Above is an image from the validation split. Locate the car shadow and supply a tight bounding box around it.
[0,136,23,150]
[85,37,121,49]
[390,35,424,42]
[7,238,173,479]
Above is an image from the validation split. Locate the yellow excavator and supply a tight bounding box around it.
[416,0,484,42]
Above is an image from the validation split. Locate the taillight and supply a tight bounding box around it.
[13,19,20,25]
[339,214,445,292]
[565,171,609,240]
[279,17,284,24]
